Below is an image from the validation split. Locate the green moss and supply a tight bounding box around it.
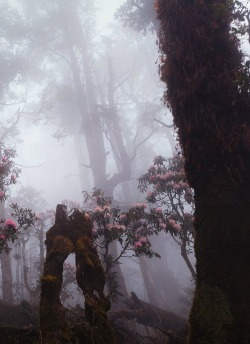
[189,283,233,344]
[49,236,74,256]
[41,275,57,283]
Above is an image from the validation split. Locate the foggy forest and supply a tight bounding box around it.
[0,0,250,343]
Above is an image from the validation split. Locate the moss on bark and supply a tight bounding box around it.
[158,0,250,342]
[40,205,116,344]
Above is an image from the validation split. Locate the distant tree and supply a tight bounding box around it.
[0,144,36,303]
[158,0,250,342]
[115,0,159,34]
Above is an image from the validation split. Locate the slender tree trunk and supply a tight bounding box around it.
[158,1,250,342]
[0,203,13,303]
[1,251,14,304]
[138,256,159,306]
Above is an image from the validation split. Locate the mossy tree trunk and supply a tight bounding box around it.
[40,205,116,344]
[158,1,250,343]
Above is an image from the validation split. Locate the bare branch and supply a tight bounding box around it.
[154,118,174,128]
[0,111,21,142]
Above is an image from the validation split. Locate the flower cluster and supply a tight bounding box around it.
[0,145,21,203]
[0,218,18,252]
[138,154,195,257]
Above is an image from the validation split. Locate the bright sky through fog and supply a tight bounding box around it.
[95,0,125,30]
[16,0,127,208]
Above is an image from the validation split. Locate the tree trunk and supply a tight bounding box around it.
[158,0,250,342]
[0,251,14,304]
[0,203,13,304]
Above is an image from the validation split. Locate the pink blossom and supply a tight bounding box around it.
[110,224,126,231]
[139,237,147,243]
[159,172,174,180]
[149,176,156,182]
[173,184,181,190]
[1,156,7,163]
[119,214,126,220]
[159,222,166,229]
[118,225,126,231]
[84,212,90,220]
[173,223,181,232]
[134,241,142,248]
[36,213,44,220]
[94,206,103,213]
[92,228,97,234]
[0,191,4,199]
[132,203,147,209]
[168,219,176,227]
[178,181,189,188]
[10,175,16,183]
[154,207,162,213]
[0,234,6,240]
[5,219,17,229]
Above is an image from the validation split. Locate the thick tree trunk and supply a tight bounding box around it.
[158,0,250,343]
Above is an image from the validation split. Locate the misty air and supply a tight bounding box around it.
[0,0,249,343]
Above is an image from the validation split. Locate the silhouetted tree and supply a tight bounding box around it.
[158,0,250,342]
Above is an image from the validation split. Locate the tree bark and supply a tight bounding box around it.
[158,1,250,343]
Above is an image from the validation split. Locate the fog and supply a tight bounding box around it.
[0,0,194,342]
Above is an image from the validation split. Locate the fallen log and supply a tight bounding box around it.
[109,292,187,332]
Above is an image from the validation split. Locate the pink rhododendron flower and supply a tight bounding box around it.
[178,181,189,188]
[10,175,16,183]
[0,191,4,199]
[110,224,126,231]
[134,241,142,248]
[5,219,17,229]
[92,228,97,234]
[160,172,174,180]
[168,219,176,227]
[173,223,181,232]
[0,234,6,240]
[119,214,126,220]
[84,212,90,220]
[155,207,162,213]
[1,156,7,162]
[94,206,103,213]
[139,237,147,243]
[132,203,147,209]
[159,222,167,229]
